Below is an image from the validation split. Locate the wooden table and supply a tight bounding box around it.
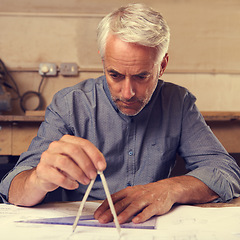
[0,111,240,156]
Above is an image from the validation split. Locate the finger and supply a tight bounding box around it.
[95,197,132,224]
[36,162,79,191]
[117,198,149,224]
[94,199,110,222]
[51,153,92,185]
[41,148,92,185]
[131,204,156,224]
[132,199,173,224]
[46,140,98,181]
[94,199,109,218]
[48,167,79,190]
[60,135,107,171]
[94,189,127,221]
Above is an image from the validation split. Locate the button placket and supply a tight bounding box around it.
[126,118,136,187]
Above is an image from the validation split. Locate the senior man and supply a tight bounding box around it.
[1,3,239,225]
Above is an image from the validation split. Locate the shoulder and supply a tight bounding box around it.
[159,80,196,102]
[159,80,189,94]
[46,75,106,114]
[54,75,105,98]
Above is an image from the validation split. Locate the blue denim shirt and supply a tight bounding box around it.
[1,76,240,202]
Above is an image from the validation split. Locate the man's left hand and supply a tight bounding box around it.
[94,175,219,224]
[94,180,176,224]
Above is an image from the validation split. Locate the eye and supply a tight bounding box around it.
[108,70,124,81]
[136,75,146,80]
[110,73,120,79]
[132,73,150,82]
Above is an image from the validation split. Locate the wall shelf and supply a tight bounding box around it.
[0,111,239,155]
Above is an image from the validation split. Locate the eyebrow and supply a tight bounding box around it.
[107,69,151,77]
[134,71,151,77]
[107,69,122,75]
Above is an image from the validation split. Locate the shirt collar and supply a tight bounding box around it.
[102,75,163,122]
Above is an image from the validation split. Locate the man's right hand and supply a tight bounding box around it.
[9,135,106,206]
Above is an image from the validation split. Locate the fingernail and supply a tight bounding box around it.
[117,216,124,224]
[73,181,79,189]
[97,161,106,171]
[83,177,90,185]
[98,216,108,224]
[132,216,140,223]
[89,170,97,180]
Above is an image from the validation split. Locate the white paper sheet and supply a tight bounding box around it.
[0,202,240,240]
[156,205,240,239]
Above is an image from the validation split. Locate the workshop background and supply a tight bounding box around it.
[0,0,240,179]
[0,0,240,114]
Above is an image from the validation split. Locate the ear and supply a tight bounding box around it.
[159,53,169,77]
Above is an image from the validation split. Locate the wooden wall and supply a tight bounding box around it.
[1,0,240,114]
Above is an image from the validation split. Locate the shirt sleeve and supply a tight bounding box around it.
[178,91,240,202]
[0,90,72,203]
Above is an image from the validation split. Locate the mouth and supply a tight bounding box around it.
[116,99,143,110]
[121,101,137,106]
[113,99,145,116]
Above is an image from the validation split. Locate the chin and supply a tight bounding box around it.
[119,107,144,117]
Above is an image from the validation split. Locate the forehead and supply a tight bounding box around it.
[104,35,159,73]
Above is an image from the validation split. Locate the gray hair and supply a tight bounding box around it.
[97,3,170,63]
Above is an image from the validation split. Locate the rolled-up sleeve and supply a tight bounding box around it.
[0,165,34,203]
[0,89,72,203]
[178,92,240,201]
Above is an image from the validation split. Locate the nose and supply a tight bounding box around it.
[121,78,135,100]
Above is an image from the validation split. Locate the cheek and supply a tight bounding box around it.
[142,82,158,101]
[144,88,152,100]
[142,82,156,96]
[108,81,121,96]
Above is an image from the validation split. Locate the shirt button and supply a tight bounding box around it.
[128,150,133,156]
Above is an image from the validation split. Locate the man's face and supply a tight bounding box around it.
[103,35,167,116]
